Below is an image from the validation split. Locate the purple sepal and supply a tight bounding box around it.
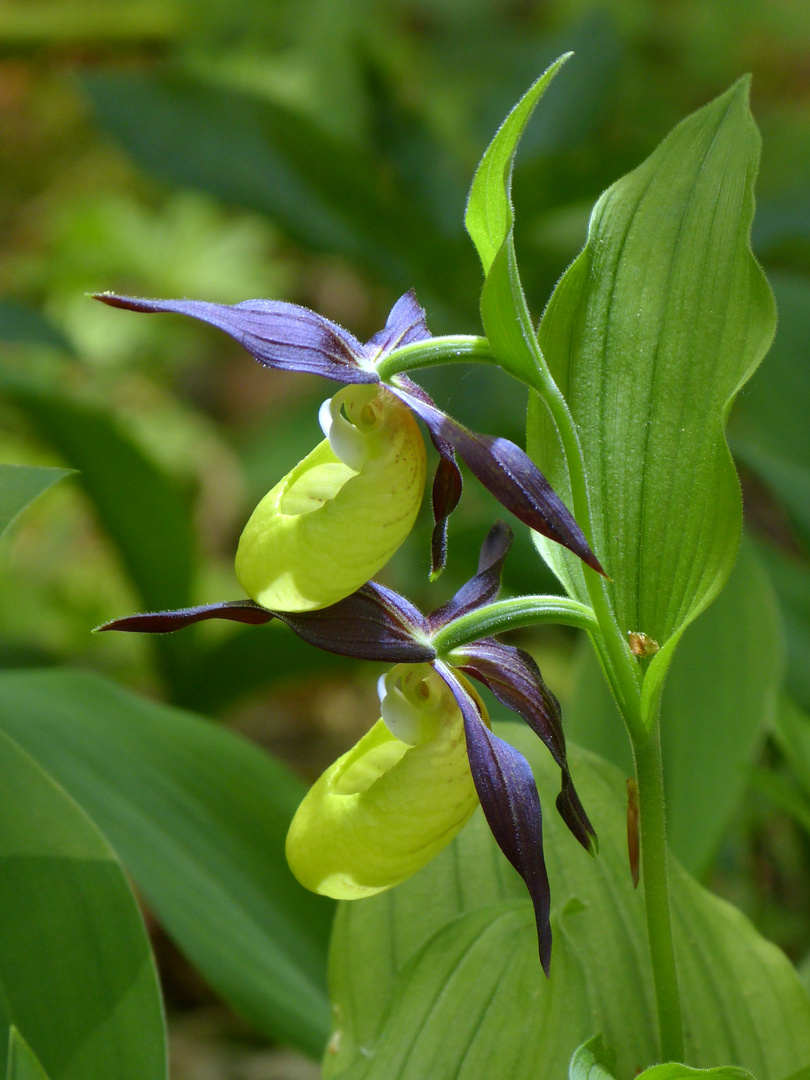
[95,599,275,633]
[276,583,435,662]
[364,290,432,357]
[434,660,552,974]
[428,520,512,630]
[455,638,596,854]
[391,378,462,577]
[393,383,604,575]
[93,294,378,385]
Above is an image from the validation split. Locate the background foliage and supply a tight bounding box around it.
[2,1,810,1076]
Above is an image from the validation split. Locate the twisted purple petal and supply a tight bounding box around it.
[428,520,512,630]
[455,638,596,854]
[433,659,552,973]
[364,290,432,356]
[98,584,433,663]
[93,294,378,384]
[392,382,604,575]
[95,599,275,633]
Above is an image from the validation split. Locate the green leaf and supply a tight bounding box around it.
[565,539,784,875]
[0,728,166,1080]
[0,373,194,612]
[527,80,776,720]
[0,300,73,353]
[731,273,810,552]
[0,668,333,1058]
[326,724,810,1079]
[0,464,72,540]
[6,1029,52,1080]
[465,54,569,388]
[81,72,476,321]
[569,1037,758,1080]
[773,697,810,809]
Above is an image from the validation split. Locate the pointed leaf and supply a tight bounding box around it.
[0,727,166,1080]
[0,669,332,1058]
[0,464,72,540]
[466,56,571,389]
[6,1030,52,1080]
[528,81,775,721]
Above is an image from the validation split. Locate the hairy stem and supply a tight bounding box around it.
[633,724,685,1063]
[430,595,598,655]
[375,335,496,380]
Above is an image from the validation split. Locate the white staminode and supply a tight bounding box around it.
[379,666,445,746]
[318,389,373,472]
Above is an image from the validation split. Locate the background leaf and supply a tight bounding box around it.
[569,1036,756,1080]
[6,1029,53,1080]
[0,727,166,1080]
[325,723,810,1079]
[0,464,72,540]
[0,668,333,1058]
[527,79,775,715]
[564,539,784,875]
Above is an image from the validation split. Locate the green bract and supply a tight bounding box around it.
[285,664,482,899]
[235,385,426,611]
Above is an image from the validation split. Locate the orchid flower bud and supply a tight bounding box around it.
[235,385,426,611]
[285,664,485,899]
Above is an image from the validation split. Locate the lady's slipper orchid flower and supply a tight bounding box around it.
[235,384,426,610]
[93,289,603,586]
[98,521,594,974]
[285,663,483,899]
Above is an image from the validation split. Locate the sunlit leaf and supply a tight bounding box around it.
[0,728,166,1080]
[0,669,333,1058]
[528,79,775,721]
[325,724,810,1079]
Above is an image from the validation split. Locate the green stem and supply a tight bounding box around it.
[528,367,643,730]
[632,724,685,1063]
[430,595,598,655]
[375,336,496,380]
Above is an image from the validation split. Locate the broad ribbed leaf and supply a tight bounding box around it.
[325,725,810,1080]
[0,464,72,539]
[528,80,775,719]
[0,669,332,1058]
[0,728,166,1080]
[565,539,783,876]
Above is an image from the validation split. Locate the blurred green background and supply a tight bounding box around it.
[2,1,810,1076]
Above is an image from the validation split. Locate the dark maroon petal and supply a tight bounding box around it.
[365,290,432,357]
[455,639,596,854]
[428,520,512,630]
[391,377,462,578]
[393,384,604,575]
[277,582,434,662]
[93,294,378,385]
[95,600,275,633]
[434,660,552,973]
